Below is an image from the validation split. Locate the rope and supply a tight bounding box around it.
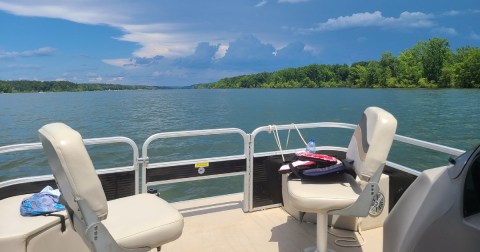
[269,125,285,162]
[293,123,308,146]
[300,217,366,248]
[328,224,366,247]
[269,123,311,162]
[284,123,308,150]
[286,128,291,149]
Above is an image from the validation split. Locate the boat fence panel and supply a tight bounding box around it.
[146,155,246,185]
[140,128,250,211]
[0,137,139,200]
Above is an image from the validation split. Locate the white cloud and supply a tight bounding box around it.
[432,27,458,36]
[0,1,309,64]
[117,23,204,58]
[118,26,197,58]
[255,0,267,7]
[441,10,461,16]
[214,44,229,59]
[0,2,209,59]
[303,44,322,56]
[0,1,127,25]
[111,76,124,82]
[397,12,435,28]
[305,11,434,32]
[0,47,56,59]
[102,58,132,68]
[103,56,168,68]
[89,76,103,82]
[440,9,480,16]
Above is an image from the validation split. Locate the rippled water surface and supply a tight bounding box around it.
[1,89,479,200]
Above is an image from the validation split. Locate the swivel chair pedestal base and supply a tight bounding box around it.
[302,213,335,252]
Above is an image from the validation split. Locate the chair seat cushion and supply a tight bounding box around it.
[287,173,361,213]
[102,193,183,249]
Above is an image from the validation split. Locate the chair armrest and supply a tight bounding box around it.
[329,165,384,217]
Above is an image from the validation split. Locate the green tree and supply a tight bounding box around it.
[397,47,423,86]
[454,48,480,88]
[331,64,350,83]
[420,38,451,84]
[348,64,367,87]
[0,81,12,93]
[380,52,398,78]
[301,64,321,84]
[439,64,455,88]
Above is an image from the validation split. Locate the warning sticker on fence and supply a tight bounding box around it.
[195,162,209,168]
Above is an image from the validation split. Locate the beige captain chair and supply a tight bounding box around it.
[287,107,397,252]
[39,123,184,252]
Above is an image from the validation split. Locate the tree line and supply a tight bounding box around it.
[194,38,480,89]
[0,80,160,93]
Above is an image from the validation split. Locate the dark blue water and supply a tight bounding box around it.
[1,89,479,200]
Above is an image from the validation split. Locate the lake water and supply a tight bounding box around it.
[1,89,479,200]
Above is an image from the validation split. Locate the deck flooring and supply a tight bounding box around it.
[162,193,383,252]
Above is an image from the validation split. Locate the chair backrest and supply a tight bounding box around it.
[39,123,108,220]
[346,107,397,181]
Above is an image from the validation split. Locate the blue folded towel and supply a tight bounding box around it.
[20,186,65,216]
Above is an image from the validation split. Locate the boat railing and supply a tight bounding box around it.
[0,123,466,210]
[140,128,250,209]
[0,136,140,194]
[393,134,464,156]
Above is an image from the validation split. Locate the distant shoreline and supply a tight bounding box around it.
[2,85,479,94]
[0,89,156,94]
[0,80,190,93]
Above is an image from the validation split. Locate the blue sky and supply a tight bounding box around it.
[0,0,479,86]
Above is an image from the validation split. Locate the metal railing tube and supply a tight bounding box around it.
[84,137,140,194]
[393,135,464,156]
[0,137,140,194]
[140,128,249,199]
[0,143,43,154]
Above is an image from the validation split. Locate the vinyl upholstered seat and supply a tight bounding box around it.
[384,146,480,252]
[287,173,361,213]
[287,107,397,252]
[103,193,183,249]
[38,123,183,252]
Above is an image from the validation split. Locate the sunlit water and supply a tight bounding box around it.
[1,89,479,200]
